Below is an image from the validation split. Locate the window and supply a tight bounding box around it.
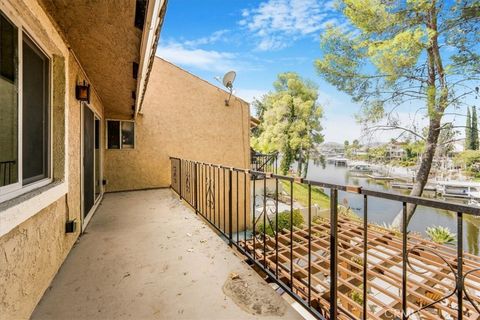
[0,11,51,200]
[0,13,18,188]
[107,120,120,149]
[107,120,135,149]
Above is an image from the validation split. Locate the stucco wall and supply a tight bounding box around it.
[105,57,251,192]
[0,1,105,318]
[0,197,68,320]
[67,52,105,231]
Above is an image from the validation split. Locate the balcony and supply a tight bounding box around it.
[31,189,303,320]
[30,157,480,320]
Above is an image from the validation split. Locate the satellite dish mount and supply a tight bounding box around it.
[222,71,236,106]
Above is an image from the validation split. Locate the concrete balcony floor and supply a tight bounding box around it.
[31,189,303,320]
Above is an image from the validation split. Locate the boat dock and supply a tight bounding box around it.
[327,157,348,166]
[391,183,437,192]
[366,174,395,181]
[391,181,480,199]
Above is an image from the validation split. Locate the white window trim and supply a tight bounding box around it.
[106,119,136,150]
[0,10,54,203]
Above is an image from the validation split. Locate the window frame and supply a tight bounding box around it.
[0,10,53,203]
[106,119,135,150]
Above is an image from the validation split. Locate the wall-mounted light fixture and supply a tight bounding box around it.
[75,80,90,103]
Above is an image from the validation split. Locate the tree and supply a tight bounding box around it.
[455,150,480,178]
[466,107,472,150]
[472,106,479,150]
[251,98,267,139]
[436,123,459,157]
[251,72,324,177]
[352,139,360,148]
[404,140,425,162]
[315,0,480,226]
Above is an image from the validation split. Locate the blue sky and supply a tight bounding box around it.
[156,0,474,144]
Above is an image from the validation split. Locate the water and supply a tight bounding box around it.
[306,162,480,255]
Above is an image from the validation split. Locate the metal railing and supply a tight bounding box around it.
[251,151,278,174]
[170,157,480,320]
[0,160,16,186]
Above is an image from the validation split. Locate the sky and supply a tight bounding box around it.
[156,0,475,144]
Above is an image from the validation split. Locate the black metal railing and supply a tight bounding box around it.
[0,160,16,186]
[251,151,277,174]
[170,157,480,320]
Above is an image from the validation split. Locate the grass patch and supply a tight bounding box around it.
[257,209,304,236]
[280,180,330,208]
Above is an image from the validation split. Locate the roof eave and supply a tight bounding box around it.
[135,0,168,117]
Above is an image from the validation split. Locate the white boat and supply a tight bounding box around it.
[436,181,480,199]
[349,164,373,174]
[468,198,480,208]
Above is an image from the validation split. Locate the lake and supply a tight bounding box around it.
[305,162,480,255]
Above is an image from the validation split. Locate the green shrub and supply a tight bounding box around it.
[455,150,480,178]
[371,223,402,238]
[256,209,304,237]
[350,255,364,267]
[426,226,456,245]
[338,205,361,221]
[399,159,417,167]
[349,285,364,305]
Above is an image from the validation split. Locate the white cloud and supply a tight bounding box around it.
[183,30,230,47]
[240,0,337,51]
[323,114,361,143]
[156,41,239,73]
[235,88,268,104]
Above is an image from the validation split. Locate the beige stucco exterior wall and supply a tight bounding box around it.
[105,57,251,192]
[0,1,105,319]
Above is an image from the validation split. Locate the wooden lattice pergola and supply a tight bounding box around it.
[244,217,480,319]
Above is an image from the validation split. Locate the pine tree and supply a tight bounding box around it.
[314,0,480,226]
[472,106,479,150]
[466,107,472,150]
[251,72,324,177]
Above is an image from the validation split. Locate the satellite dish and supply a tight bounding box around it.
[222,71,236,89]
[221,71,236,106]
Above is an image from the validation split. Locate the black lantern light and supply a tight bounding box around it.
[75,80,90,103]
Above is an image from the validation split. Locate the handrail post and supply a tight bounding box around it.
[228,168,233,246]
[194,162,198,214]
[179,160,183,200]
[402,202,407,320]
[330,188,338,319]
[457,211,464,320]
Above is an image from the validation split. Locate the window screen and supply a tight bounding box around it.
[121,121,135,149]
[22,35,49,185]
